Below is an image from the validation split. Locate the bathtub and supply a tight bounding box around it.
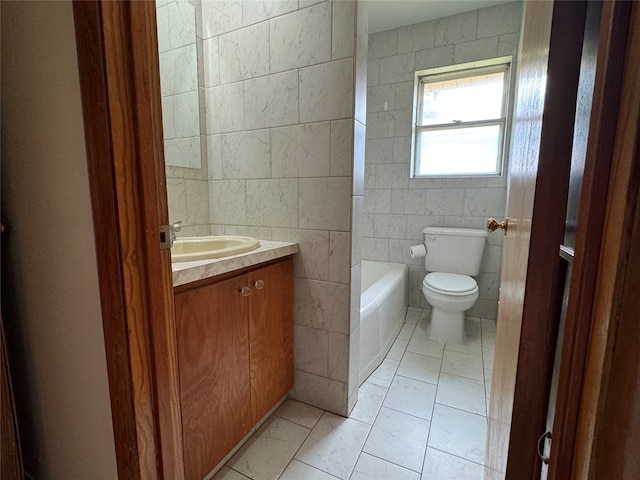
[359,260,409,385]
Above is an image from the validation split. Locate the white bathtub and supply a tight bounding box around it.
[359,260,409,385]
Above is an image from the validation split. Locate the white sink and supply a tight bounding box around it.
[171,236,260,262]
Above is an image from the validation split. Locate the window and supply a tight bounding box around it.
[411,57,512,177]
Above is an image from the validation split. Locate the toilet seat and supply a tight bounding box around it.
[423,272,478,296]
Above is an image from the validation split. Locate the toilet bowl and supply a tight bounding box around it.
[422,272,479,344]
[411,227,487,345]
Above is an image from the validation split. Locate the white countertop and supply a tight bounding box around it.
[172,240,298,287]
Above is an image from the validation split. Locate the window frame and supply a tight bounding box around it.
[411,56,513,178]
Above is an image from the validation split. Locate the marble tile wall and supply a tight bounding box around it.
[163,0,212,235]
[157,0,204,172]
[363,2,523,320]
[349,0,368,416]
[186,0,367,416]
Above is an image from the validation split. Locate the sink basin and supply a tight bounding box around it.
[171,236,261,262]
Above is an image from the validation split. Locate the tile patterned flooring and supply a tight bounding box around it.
[212,307,496,480]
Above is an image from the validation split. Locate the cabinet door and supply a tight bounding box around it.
[175,276,251,480]
[247,259,294,423]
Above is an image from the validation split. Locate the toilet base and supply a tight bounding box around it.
[429,308,465,344]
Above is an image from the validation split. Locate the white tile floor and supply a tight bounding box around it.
[212,307,496,480]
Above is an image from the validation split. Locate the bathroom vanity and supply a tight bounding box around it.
[172,241,298,480]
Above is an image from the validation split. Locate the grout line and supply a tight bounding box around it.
[380,403,433,423]
[275,416,321,480]
[392,371,439,386]
[432,400,488,419]
[373,307,434,475]
[428,445,487,468]
[424,319,443,472]
[281,458,343,480]
[354,352,396,476]
[351,450,425,477]
[436,369,485,383]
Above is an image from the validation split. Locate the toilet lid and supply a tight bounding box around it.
[424,272,477,294]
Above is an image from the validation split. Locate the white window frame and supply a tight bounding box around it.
[411,56,513,178]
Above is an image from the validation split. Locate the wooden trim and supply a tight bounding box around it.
[124,4,185,479]
[73,2,183,479]
[571,3,640,477]
[72,3,147,477]
[548,1,633,478]
[590,149,640,478]
[503,2,588,478]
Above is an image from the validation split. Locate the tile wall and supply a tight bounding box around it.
[164,0,213,236]
[157,0,204,171]
[166,0,367,416]
[363,2,523,320]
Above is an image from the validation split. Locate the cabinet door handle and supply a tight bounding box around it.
[254,280,264,290]
[241,286,251,296]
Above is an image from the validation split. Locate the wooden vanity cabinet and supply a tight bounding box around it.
[174,257,294,480]
[174,274,251,480]
[248,259,294,423]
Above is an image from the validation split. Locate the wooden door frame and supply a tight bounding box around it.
[487,1,589,478]
[72,2,183,479]
[489,1,638,478]
[562,3,640,478]
[504,3,588,477]
[548,1,634,478]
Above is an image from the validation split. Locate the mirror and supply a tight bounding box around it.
[156,0,202,169]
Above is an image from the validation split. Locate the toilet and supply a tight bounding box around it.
[420,227,487,344]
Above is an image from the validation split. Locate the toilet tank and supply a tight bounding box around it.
[423,227,488,276]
